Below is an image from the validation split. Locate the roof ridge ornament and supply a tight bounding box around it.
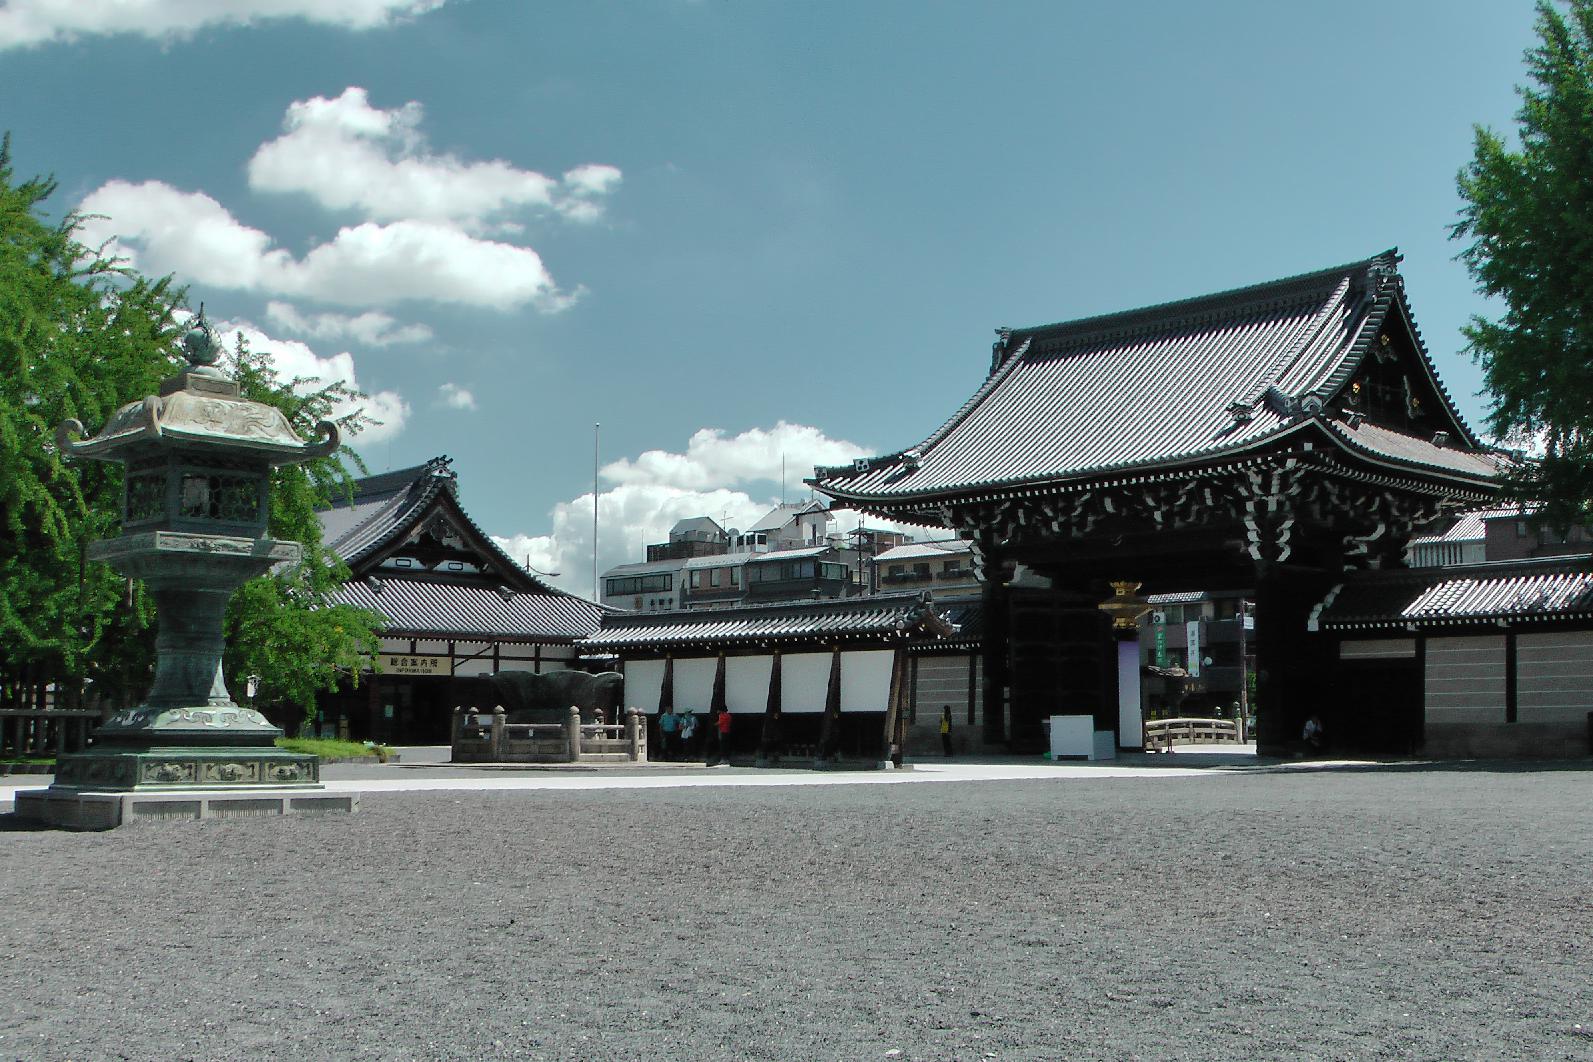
[990,326,1012,375]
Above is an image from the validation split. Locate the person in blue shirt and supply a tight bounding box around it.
[658,706,679,760]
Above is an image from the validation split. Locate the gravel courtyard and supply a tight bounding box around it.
[2,763,1590,1061]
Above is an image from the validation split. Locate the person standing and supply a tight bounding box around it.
[680,710,699,760]
[939,705,954,757]
[714,706,732,765]
[658,705,679,760]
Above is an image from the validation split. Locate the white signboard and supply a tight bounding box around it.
[1185,620,1201,677]
[380,653,449,676]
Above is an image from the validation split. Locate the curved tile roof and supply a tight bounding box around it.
[334,578,603,642]
[1315,556,1593,629]
[816,251,1493,507]
[583,593,962,650]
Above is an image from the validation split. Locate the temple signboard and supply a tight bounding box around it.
[380,654,449,676]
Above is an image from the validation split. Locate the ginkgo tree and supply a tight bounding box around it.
[0,136,382,731]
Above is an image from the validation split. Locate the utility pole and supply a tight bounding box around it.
[592,422,600,603]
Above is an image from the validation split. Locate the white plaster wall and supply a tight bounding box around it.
[675,657,717,711]
[725,656,773,714]
[780,652,831,714]
[840,650,894,712]
[626,659,667,713]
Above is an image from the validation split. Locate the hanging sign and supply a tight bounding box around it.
[1154,627,1167,667]
[1185,620,1201,677]
[379,653,449,676]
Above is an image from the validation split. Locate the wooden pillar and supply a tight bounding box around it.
[1504,629,1518,724]
[367,677,382,743]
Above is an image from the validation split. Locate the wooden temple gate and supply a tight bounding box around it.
[816,252,1503,755]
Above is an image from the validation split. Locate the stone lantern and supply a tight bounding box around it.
[18,315,351,828]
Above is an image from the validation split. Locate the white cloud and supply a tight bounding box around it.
[265,301,432,347]
[600,421,870,492]
[489,423,944,599]
[247,87,622,229]
[437,382,477,411]
[0,0,447,49]
[215,317,411,444]
[78,180,568,311]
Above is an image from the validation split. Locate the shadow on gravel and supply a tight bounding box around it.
[0,812,52,832]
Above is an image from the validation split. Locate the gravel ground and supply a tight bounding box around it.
[2,764,1591,1061]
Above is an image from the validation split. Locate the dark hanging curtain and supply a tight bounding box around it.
[710,653,727,715]
[658,655,674,714]
[818,646,842,759]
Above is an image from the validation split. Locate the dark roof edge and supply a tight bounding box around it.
[1012,250,1395,350]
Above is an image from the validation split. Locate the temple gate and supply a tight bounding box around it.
[815,252,1502,754]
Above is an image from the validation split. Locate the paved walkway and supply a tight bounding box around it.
[0,743,1382,809]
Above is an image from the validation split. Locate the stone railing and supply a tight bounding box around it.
[452,705,647,764]
[1,709,102,760]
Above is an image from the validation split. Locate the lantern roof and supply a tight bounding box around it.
[56,316,338,466]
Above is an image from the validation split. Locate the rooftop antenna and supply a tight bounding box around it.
[781,452,786,505]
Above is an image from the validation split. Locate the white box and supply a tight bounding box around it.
[1049,714,1095,759]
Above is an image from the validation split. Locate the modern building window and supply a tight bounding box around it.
[730,568,741,587]
[606,573,674,596]
[690,571,702,588]
[710,569,722,587]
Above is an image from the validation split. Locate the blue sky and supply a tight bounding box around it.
[0,0,1541,595]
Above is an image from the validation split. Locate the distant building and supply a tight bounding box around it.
[646,516,729,562]
[315,457,603,744]
[1409,506,1593,567]
[872,540,977,594]
[600,501,868,613]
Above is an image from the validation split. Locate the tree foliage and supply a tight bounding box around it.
[1454,0,1593,525]
[222,336,382,731]
[0,135,175,705]
[0,137,382,726]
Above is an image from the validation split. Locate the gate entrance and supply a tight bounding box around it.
[817,252,1501,754]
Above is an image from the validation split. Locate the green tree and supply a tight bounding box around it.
[1454,0,1593,526]
[222,335,383,733]
[0,138,382,728]
[0,135,175,708]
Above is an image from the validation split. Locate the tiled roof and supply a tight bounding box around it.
[745,545,832,563]
[815,252,1495,507]
[335,577,603,642]
[873,540,971,563]
[583,593,964,650]
[1313,556,1593,629]
[1407,508,1494,547]
[318,456,580,601]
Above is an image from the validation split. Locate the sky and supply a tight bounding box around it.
[0,0,1543,597]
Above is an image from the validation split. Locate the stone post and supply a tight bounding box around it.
[626,708,642,761]
[491,707,506,760]
[567,705,582,762]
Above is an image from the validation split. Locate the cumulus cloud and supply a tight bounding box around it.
[437,382,477,411]
[489,423,943,599]
[78,180,568,311]
[247,87,622,230]
[0,0,447,49]
[215,317,411,444]
[265,301,432,347]
[601,422,870,492]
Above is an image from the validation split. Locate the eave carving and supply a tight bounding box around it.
[945,455,1471,578]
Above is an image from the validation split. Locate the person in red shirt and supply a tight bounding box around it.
[713,706,732,765]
